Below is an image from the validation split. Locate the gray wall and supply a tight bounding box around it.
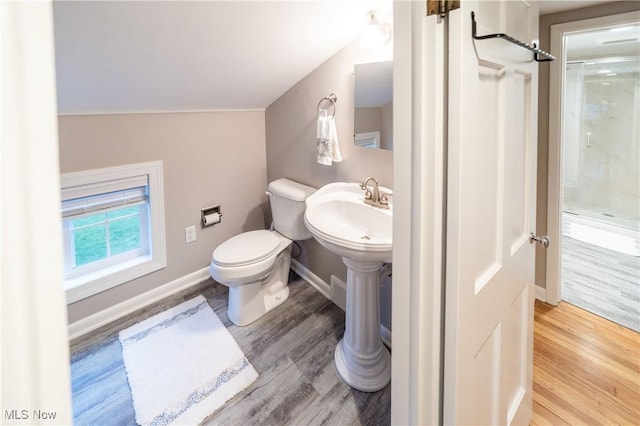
[59,111,268,322]
[265,40,393,327]
[355,104,393,150]
[535,1,640,289]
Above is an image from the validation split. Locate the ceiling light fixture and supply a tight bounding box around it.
[362,12,392,48]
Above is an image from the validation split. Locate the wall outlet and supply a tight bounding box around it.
[185,225,197,244]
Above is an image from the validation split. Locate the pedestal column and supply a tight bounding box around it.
[334,257,390,392]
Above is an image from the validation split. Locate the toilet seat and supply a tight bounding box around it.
[210,230,291,287]
[213,230,281,267]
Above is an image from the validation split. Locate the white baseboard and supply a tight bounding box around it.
[68,267,211,340]
[535,285,547,303]
[290,259,332,300]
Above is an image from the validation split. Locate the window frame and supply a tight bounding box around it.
[61,161,166,304]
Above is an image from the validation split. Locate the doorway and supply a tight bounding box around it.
[547,12,640,332]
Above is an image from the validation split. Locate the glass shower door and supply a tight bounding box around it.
[562,62,585,219]
[563,59,640,231]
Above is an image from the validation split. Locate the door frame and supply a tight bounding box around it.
[391,1,446,424]
[0,0,73,420]
[545,10,640,305]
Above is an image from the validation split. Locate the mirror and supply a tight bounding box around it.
[354,60,393,151]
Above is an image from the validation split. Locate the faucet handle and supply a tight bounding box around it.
[379,192,389,205]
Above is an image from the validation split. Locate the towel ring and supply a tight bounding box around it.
[317,93,337,118]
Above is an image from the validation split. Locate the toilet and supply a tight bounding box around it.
[209,178,316,326]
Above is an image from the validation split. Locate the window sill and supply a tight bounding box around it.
[64,255,166,304]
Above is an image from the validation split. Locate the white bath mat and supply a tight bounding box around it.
[119,295,258,425]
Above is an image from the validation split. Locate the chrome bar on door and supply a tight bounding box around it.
[587,131,592,148]
[471,12,556,62]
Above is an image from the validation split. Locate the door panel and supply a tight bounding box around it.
[502,287,528,421]
[472,325,501,425]
[445,0,538,424]
[506,70,532,250]
[470,64,503,291]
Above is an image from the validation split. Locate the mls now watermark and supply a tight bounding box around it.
[5,409,57,421]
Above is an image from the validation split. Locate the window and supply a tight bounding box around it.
[354,131,381,149]
[61,161,166,303]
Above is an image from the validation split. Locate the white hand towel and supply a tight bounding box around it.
[328,114,342,163]
[317,109,342,166]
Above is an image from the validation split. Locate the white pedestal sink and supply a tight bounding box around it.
[304,182,392,392]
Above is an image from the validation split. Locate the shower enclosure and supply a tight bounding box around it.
[561,42,640,331]
[562,57,640,253]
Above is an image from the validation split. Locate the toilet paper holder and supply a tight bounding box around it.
[201,205,222,227]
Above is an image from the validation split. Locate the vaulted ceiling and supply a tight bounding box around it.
[53,0,620,114]
[53,0,391,113]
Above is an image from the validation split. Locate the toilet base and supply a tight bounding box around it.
[227,281,289,326]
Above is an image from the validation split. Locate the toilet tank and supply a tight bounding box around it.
[267,178,316,240]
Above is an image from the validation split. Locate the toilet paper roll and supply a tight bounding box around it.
[202,212,221,226]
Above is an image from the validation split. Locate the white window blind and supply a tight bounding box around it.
[61,175,148,218]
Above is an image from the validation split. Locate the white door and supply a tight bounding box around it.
[444,0,540,424]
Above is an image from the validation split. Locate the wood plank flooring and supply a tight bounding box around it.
[71,275,638,425]
[70,274,390,425]
[532,300,640,425]
[561,235,640,332]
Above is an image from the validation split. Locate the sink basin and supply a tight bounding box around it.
[304,182,393,392]
[304,182,392,262]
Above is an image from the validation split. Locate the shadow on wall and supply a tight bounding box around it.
[264,37,394,332]
[243,202,270,233]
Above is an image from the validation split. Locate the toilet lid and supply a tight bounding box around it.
[213,230,281,267]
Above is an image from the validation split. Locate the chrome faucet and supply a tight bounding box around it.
[360,177,389,209]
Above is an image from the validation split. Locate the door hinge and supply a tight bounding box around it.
[427,0,460,17]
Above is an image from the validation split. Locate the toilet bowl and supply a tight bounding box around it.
[209,178,316,326]
[209,230,292,326]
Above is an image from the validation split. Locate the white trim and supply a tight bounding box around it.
[290,258,332,300]
[391,3,413,421]
[1,1,72,420]
[57,108,265,116]
[392,2,445,424]
[535,285,547,303]
[546,10,640,306]
[68,267,211,340]
[62,161,167,304]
